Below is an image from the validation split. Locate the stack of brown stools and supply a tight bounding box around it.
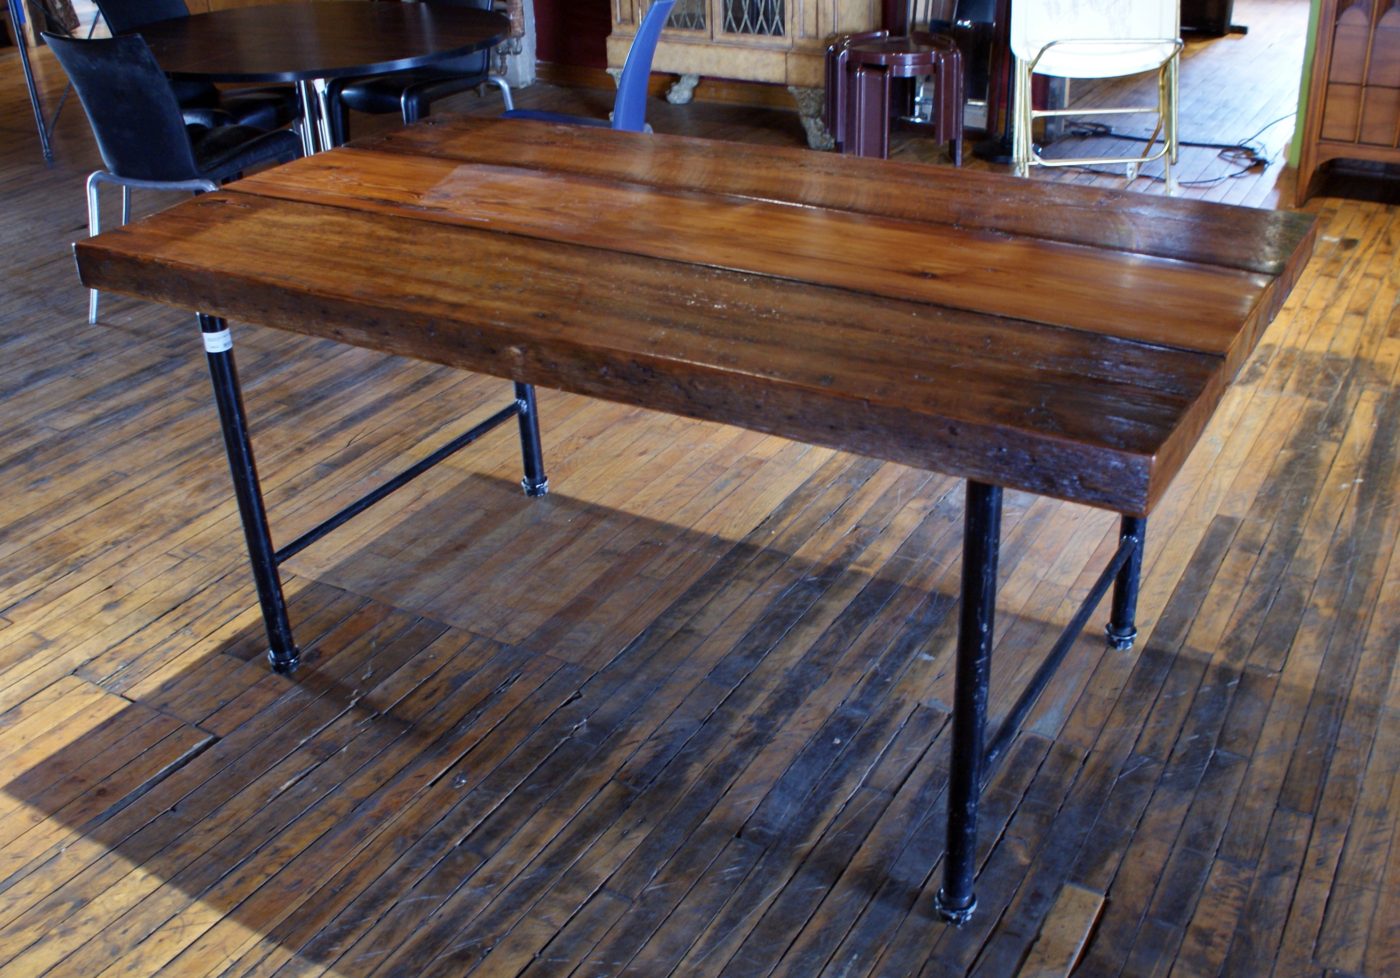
[826,30,963,164]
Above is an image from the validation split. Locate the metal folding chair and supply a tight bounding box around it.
[1011,0,1183,193]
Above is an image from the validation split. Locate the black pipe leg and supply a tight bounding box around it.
[935,480,1002,925]
[515,382,549,497]
[199,315,300,674]
[1106,515,1147,651]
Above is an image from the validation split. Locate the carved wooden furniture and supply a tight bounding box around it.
[136,2,510,153]
[1296,0,1400,204]
[606,0,886,146]
[826,29,963,162]
[73,117,1314,922]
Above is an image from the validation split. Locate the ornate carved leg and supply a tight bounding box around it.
[788,85,835,151]
[667,73,700,104]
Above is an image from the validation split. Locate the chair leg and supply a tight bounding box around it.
[487,74,514,111]
[295,80,324,153]
[1159,82,1174,194]
[1012,60,1031,178]
[86,172,104,325]
[313,79,336,152]
[1169,54,1180,166]
[848,63,891,159]
[328,90,350,148]
[1165,54,1180,195]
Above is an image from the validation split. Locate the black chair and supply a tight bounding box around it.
[92,0,297,131]
[323,0,512,145]
[44,32,303,323]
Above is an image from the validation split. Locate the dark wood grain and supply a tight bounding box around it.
[73,119,1314,516]
[137,2,510,83]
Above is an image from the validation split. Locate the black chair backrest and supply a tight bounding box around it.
[44,32,204,182]
[424,0,494,75]
[93,0,189,34]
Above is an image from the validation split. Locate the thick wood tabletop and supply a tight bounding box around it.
[138,2,510,83]
[73,118,1316,515]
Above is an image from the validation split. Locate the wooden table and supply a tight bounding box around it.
[138,2,510,152]
[72,118,1315,922]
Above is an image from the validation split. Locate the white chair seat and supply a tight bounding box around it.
[1033,39,1181,79]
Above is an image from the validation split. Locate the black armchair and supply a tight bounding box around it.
[44,32,303,323]
[323,0,512,145]
[92,0,297,131]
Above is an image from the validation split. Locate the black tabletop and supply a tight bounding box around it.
[138,2,511,83]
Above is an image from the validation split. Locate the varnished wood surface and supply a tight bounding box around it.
[6,2,1399,974]
[74,118,1313,515]
[137,2,510,82]
[358,121,1317,278]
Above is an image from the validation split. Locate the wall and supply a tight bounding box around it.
[1290,0,1322,165]
[533,0,611,67]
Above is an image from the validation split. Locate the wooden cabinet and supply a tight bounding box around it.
[606,0,881,144]
[1296,0,1400,203]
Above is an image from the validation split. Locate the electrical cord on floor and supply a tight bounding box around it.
[1044,111,1296,187]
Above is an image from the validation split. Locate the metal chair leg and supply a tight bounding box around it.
[86,172,104,324]
[1012,60,1031,178]
[487,74,514,111]
[1164,55,1180,195]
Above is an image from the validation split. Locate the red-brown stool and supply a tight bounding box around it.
[826,30,964,165]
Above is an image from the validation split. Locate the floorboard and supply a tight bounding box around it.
[1,1,1396,974]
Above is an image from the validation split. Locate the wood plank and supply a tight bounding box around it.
[73,191,1228,514]
[358,119,1315,277]
[233,148,1276,354]
[1013,883,1105,978]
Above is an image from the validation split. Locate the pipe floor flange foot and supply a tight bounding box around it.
[268,649,301,674]
[934,889,977,925]
[1105,623,1139,651]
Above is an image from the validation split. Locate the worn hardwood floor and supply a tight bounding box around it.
[2,1,1397,975]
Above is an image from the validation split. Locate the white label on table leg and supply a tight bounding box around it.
[203,328,233,353]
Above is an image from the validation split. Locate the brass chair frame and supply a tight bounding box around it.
[1013,36,1183,193]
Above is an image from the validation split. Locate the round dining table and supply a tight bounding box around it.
[138,2,512,153]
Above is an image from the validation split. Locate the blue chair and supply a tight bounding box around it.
[502,0,675,132]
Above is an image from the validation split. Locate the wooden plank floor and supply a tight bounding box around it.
[2,1,1397,975]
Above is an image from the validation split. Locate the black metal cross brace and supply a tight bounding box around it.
[198,313,548,674]
[197,313,1144,925]
[933,481,1146,923]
